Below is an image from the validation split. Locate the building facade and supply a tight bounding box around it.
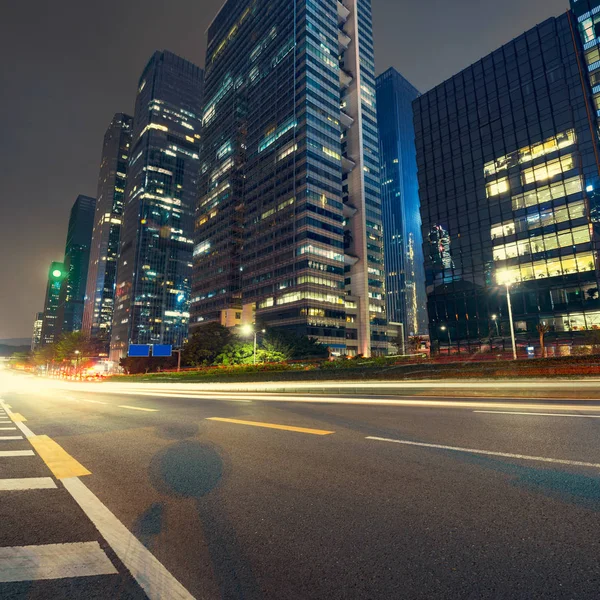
[110,51,204,361]
[415,12,600,354]
[56,195,96,335]
[31,312,44,352]
[40,262,68,346]
[82,113,133,355]
[192,0,386,356]
[376,67,428,340]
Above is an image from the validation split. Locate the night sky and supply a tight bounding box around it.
[0,0,567,340]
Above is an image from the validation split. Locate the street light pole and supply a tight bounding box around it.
[505,283,518,360]
[491,314,500,337]
[253,331,257,365]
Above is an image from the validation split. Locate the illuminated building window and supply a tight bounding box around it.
[493,225,590,260]
[521,154,575,185]
[495,251,595,283]
[486,177,509,198]
[511,175,582,209]
[484,130,576,177]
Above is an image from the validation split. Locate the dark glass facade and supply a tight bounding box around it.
[40,262,67,346]
[192,0,386,356]
[414,13,600,354]
[56,195,96,335]
[376,68,428,338]
[110,51,204,361]
[82,113,133,355]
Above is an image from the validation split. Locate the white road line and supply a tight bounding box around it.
[81,399,108,404]
[366,436,600,469]
[474,411,600,418]
[0,450,35,457]
[0,541,117,583]
[0,436,22,441]
[118,405,158,412]
[13,421,36,439]
[0,427,17,431]
[0,478,57,490]
[63,477,195,600]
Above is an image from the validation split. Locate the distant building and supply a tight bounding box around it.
[82,113,133,355]
[414,11,600,354]
[376,68,428,339]
[40,262,67,346]
[57,195,96,335]
[192,0,386,356]
[110,51,204,361]
[31,312,44,352]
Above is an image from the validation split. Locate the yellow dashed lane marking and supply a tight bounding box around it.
[29,435,91,479]
[10,414,27,422]
[206,417,335,436]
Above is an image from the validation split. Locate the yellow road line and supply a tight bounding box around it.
[29,435,91,479]
[118,405,158,412]
[10,414,27,422]
[206,417,335,436]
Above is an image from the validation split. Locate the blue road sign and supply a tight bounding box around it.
[152,344,173,357]
[128,344,151,357]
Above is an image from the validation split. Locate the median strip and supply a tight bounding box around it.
[207,417,335,435]
[474,411,600,418]
[28,435,91,479]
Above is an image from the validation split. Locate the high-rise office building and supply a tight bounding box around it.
[110,51,204,361]
[376,67,427,339]
[56,195,96,335]
[31,312,44,352]
[192,0,386,356]
[40,262,68,346]
[83,113,133,355]
[414,11,600,354]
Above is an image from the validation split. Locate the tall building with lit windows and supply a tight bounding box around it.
[110,51,204,361]
[376,68,428,339]
[82,113,133,355]
[192,0,386,357]
[415,12,600,354]
[40,262,68,346]
[56,195,96,336]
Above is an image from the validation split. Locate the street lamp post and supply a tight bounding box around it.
[491,314,500,337]
[74,350,80,380]
[497,270,518,360]
[241,325,266,365]
[440,325,451,353]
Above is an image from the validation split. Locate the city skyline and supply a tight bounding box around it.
[0,0,567,338]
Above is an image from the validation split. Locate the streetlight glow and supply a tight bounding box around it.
[241,324,254,337]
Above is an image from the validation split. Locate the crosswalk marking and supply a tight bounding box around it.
[0,427,17,431]
[0,477,57,490]
[0,541,117,583]
[0,436,23,441]
[0,451,35,457]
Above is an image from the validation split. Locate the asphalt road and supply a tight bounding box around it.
[1,371,600,599]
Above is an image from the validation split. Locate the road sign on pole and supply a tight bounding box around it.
[128,344,151,357]
[152,345,173,357]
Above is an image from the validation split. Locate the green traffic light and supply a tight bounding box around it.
[52,269,63,278]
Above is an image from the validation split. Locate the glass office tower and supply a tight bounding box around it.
[414,12,600,354]
[40,262,67,346]
[31,312,44,352]
[376,67,428,339]
[82,113,133,355]
[192,0,386,356]
[110,51,204,361]
[56,195,96,335]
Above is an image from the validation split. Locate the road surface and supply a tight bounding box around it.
[1,371,600,599]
